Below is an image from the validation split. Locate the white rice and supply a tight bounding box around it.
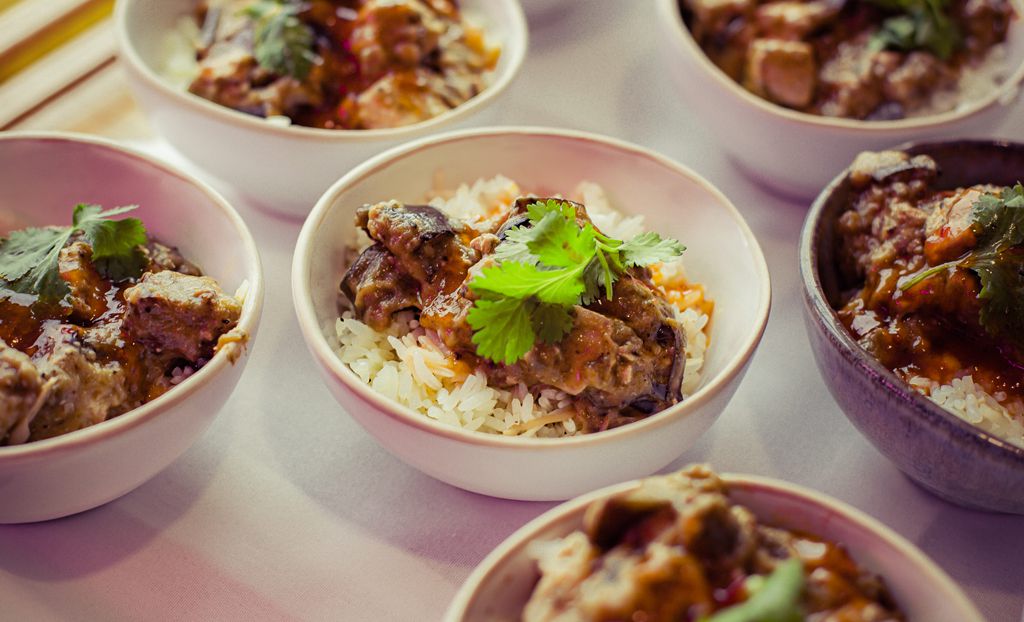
[906,374,1024,449]
[915,44,1011,117]
[334,177,711,437]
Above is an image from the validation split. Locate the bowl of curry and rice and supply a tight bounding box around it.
[292,127,771,501]
[655,0,1024,198]
[445,465,984,621]
[115,0,527,215]
[801,141,1024,513]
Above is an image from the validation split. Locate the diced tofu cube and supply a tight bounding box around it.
[744,39,817,108]
[755,1,840,40]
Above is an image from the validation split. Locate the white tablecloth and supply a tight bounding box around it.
[2,2,1023,620]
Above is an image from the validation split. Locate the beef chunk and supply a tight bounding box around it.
[29,324,129,442]
[58,241,110,322]
[923,185,993,265]
[817,38,892,119]
[882,52,955,111]
[350,0,447,80]
[755,1,840,40]
[960,0,1012,54]
[123,270,242,361]
[143,241,203,275]
[0,338,43,445]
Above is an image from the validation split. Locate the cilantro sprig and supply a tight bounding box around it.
[0,204,148,303]
[702,558,805,622]
[900,184,1024,349]
[867,0,960,60]
[244,0,319,81]
[466,199,685,365]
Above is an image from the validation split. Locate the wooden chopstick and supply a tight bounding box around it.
[0,0,114,83]
[0,17,116,129]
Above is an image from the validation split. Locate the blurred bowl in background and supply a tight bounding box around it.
[116,0,528,217]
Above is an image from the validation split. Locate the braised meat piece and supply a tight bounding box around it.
[59,241,111,323]
[0,338,43,445]
[143,241,203,275]
[123,270,242,361]
[27,324,129,441]
[341,198,687,430]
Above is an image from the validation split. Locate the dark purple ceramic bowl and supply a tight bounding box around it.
[800,140,1024,514]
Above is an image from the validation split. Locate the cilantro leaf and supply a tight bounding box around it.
[580,259,609,306]
[74,204,149,281]
[526,212,597,269]
[0,226,72,300]
[466,297,536,365]
[618,231,687,268]
[899,184,1024,349]
[245,0,319,81]
[494,224,539,264]
[470,261,586,306]
[962,184,1024,349]
[867,0,959,59]
[532,303,574,345]
[526,198,576,224]
[703,558,805,622]
[0,204,149,302]
[465,199,686,365]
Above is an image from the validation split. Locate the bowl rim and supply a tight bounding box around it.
[443,472,985,621]
[655,0,1024,133]
[799,138,1024,463]
[113,0,528,142]
[292,125,772,450]
[0,131,265,464]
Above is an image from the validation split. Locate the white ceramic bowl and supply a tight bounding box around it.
[292,127,771,501]
[0,132,264,523]
[444,472,985,621]
[654,0,1024,199]
[115,0,528,217]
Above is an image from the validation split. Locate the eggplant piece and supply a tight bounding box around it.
[848,151,937,188]
[358,201,475,287]
[340,244,420,330]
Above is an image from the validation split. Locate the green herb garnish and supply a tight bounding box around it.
[900,183,1024,348]
[244,0,319,81]
[466,199,685,365]
[867,0,960,60]
[0,204,148,302]
[702,558,805,622]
